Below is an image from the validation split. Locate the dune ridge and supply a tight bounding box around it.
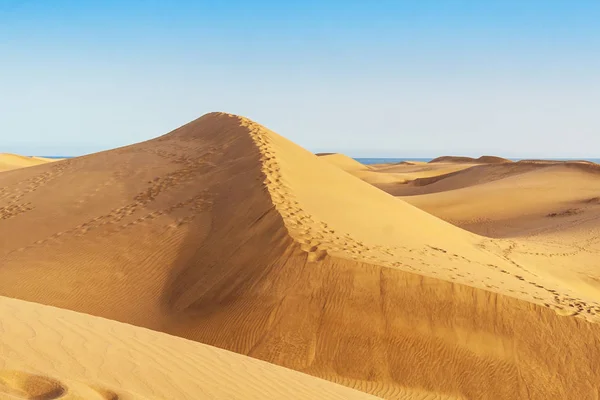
[240,114,600,318]
[2,113,600,398]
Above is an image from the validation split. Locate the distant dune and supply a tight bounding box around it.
[320,155,476,187]
[327,154,600,237]
[32,156,65,162]
[429,155,512,164]
[518,159,597,164]
[317,153,371,171]
[2,113,600,399]
[0,295,378,400]
[515,159,600,173]
[385,163,543,195]
[0,153,60,172]
[400,162,600,237]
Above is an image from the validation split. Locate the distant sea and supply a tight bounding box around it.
[38,156,72,159]
[354,157,600,165]
[354,158,432,164]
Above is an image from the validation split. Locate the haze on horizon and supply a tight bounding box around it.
[1,0,599,158]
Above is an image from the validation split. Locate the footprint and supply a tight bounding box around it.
[0,370,65,399]
[554,308,580,317]
[307,249,327,262]
[90,386,120,400]
[0,370,137,400]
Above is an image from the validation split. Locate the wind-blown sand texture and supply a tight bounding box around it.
[2,113,600,399]
[0,153,59,172]
[0,295,378,400]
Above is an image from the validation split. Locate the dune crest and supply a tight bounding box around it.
[2,112,600,398]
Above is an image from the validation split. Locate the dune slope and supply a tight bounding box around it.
[0,295,379,400]
[2,113,600,399]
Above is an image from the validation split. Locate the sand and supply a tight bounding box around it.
[2,112,600,399]
[429,155,512,164]
[0,295,379,400]
[318,153,474,186]
[0,153,59,172]
[400,163,600,235]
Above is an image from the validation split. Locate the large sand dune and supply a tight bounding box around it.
[0,295,378,400]
[2,113,600,399]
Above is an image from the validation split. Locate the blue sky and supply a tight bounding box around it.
[1,1,599,157]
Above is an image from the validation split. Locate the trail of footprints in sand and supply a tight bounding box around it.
[0,162,70,221]
[243,117,469,270]
[238,115,600,322]
[0,370,139,400]
[7,146,215,257]
[0,203,33,221]
[244,119,407,264]
[483,238,600,318]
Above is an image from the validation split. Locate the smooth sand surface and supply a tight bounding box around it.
[2,113,600,399]
[0,153,59,172]
[0,295,379,400]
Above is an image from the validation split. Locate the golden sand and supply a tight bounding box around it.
[0,295,378,399]
[1,113,600,399]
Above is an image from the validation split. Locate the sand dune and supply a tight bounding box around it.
[429,155,512,164]
[0,295,379,400]
[0,153,59,172]
[350,159,600,236]
[379,163,543,196]
[319,153,474,186]
[367,159,600,197]
[317,153,372,172]
[2,113,600,399]
[401,163,600,235]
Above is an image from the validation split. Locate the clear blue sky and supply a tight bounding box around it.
[1,1,599,157]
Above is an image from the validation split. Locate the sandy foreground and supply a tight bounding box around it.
[0,295,378,400]
[1,113,600,399]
